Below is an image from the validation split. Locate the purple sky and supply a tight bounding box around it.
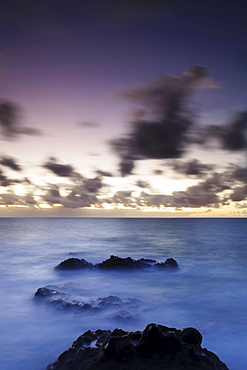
[0,0,247,217]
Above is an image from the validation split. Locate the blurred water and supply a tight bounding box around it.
[0,217,246,369]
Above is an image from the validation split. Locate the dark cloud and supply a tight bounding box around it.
[107,169,245,210]
[135,180,151,189]
[153,169,163,175]
[112,66,217,176]
[0,169,13,187]
[83,177,102,193]
[0,155,22,171]
[230,186,247,202]
[42,178,103,209]
[232,167,247,183]
[43,158,75,177]
[112,191,133,206]
[0,100,41,139]
[0,168,29,187]
[95,170,113,177]
[168,159,214,178]
[205,111,247,151]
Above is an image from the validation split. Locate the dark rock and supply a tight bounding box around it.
[155,257,178,269]
[139,258,157,263]
[96,295,122,307]
[55,258,93,270]
[111,310,138,321]
[96,255,152,269]
[47,323,229,370]
[34,287,61,298]
[49,299,96,312]
[55,255,178,271]
[34,287,139,317]
[179,327,203,346]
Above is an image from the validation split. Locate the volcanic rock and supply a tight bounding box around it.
[47,323,229,370]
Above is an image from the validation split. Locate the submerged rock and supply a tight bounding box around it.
[34,287,140,317]
[47,323,229,370]
[55,258,93,270]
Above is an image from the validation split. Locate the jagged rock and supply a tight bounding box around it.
[111,310,138,321]
[96,295,122,307]
[55,255,178,271]
[139,258,157,263]
[55,258,93,270]
[96,255,153,269]
[34,287,61,298]
[155,257,178,269]
[34,287,139,317]
[47,323,229,370]
[49,299,96,312]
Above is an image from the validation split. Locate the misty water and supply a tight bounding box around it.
[0,217,246,370]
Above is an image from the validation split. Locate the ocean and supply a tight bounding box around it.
[0,217,246,370]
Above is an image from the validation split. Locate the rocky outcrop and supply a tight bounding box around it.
[55,255,179,271]
[47,323,229,370]
[55,258,93,270]
[96,255,151,269]
[155,257,178,269]
[34,287,140,318]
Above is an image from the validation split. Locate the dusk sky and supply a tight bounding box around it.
[0,0,247,217]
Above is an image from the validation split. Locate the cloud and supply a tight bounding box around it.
[0,155,22,171]
[95,170,113,177]
[135,180,151,189]
[43,157,75,177]
[0,100,41,139]
[232,166,247,183]
[205,111,247,151]
[78,121,100,128]
[41,174,103,209]
[168,159,214,178]
[0,170,14,187]
[230,186,247,202]
[112,66,217,176]
[153,169,163,175]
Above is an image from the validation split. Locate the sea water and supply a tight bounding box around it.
[0,217,246,370]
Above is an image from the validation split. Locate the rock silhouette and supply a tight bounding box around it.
[55,255,178,270]
[47,323,229,370]
[34,287,140,318]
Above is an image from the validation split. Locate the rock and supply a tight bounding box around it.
[139,258,157,263]
[49,299,96,312]
[96,255,152,269]
[111,309,138,321]
[34,287,61,298]
[34,287,139,317]
[55,255,178,271]
[47,323,229,370]
[155,257,178,269]
[55,258,93,270]
[96,295,122,307]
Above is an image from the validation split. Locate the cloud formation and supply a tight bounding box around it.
[205,111,247,151]
[43,158,75,177]
[112,66,217,176]
[0,100,41,139]
[0,155,22,171]
[168,159,214,178]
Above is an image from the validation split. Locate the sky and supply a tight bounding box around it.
[0,0,247,217]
